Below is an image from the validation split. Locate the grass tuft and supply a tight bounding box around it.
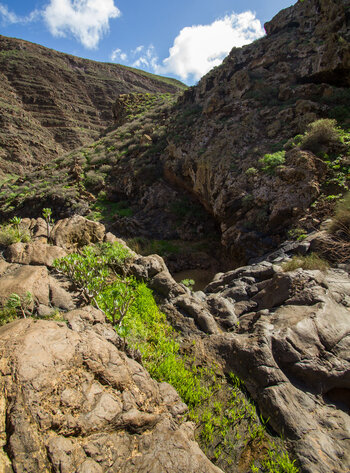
[282,253,329,272]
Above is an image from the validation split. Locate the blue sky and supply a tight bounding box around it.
[0,0,295,84]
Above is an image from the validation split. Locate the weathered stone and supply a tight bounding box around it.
[174,295,219,334]
[130,254,167,279]
[5,241,66,267]
[0,316,224,473]
[148,270,186,299]
[49,276,76,311]
[206,295,237,329]
[211,264,350,473]
[51,216,106,250]
[0,265,50,306]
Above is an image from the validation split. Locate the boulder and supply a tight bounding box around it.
[206,295,237,329]
[0,265,50,307]
[4,241,66,267]
[0,316,224,473]
[0,263,76,312]
[130,254,168,279]
[21,217,48,240]
[174,295,219,334]
[148,270,186,299]
[51,216,105,250]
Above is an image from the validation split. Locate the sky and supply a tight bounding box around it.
[0,0,296,85]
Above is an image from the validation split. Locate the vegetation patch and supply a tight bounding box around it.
[328,192,350,235]
[300,119,343,155]
[0,219,30,246]
[127,237,180,257]
[259,151,286,175]
[88,199,133,222]
[282,253,329,272]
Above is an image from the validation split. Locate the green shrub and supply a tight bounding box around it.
[84,170,105,189]
[245,167,258,176]
[284,134,303,150]
[0,224,30,246]
[0,306,17,326]
[300,119,341,154]
[287,228,307,241]
[6,292,33,318]
[181,278,195,290]
[259,151,286,175]
[282,253,329,272]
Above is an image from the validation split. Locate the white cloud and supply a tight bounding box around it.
[0,3,40,24]
[110,11,264,83]
[109,44,159,71]
[132,45,144,54]
[159,11,264,82]
[132,45,159,70]
[43,0,121,49]
[111,48,127,62]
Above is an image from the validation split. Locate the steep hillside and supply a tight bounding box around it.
[1,0,350,268]
[0,35,185,176]
[0,2,350,472]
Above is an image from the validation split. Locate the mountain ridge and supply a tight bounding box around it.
[0,34,185,176]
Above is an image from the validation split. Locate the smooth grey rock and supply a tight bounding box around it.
[211,265,350,473]
[174,295,219,334]
[149,270,186,299]
[206,295,237,329]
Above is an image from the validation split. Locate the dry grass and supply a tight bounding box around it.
[282,253,330,272]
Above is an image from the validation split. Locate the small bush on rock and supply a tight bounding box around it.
[0,306,17,326]
[300,119,341,154]
[0,223,30,246]
[282,253,329,272]
[259,151,286,175]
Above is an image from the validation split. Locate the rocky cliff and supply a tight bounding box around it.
[0,35,185,176]
[0,3,350,471]
[162,0,350,258]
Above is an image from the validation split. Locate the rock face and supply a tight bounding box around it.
[40,0,350,263]
[0,35,184,176]
[0,311,223,473]
[205,263,350,473]
[51,215,106,250]
[160,0,350,258]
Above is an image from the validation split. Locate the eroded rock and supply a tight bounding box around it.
[51,216,105,250]
[4,241,66,267]
[0,316,224,473]
[208,264,350,473]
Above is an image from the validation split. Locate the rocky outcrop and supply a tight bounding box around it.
[160,0,350,259]
[0,215,349,472]
[51,215,106,250]
[4,241,66,267]
[204,263,350,473]
[0,261,76,314]
[0,310,223,473]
